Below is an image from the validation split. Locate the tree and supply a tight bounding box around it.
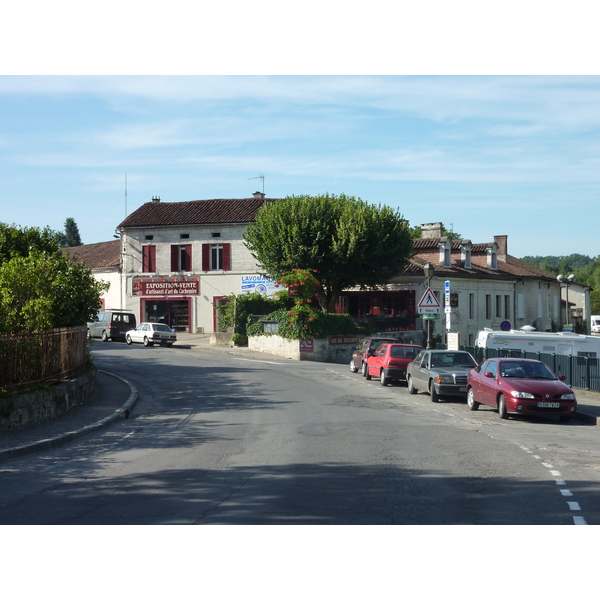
[244,193,414,313]
[58,217,82,247]
[0,223,107,334]
[0,222,62,263]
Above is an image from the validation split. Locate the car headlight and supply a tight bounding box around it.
[435,375,455,384]
[561,393,576,400]
[510,391,535,399]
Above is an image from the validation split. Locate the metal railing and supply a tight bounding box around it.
[0,326,88,392]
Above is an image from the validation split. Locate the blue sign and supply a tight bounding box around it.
[500,320,511,331]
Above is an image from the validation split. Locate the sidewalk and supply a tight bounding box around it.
[2,334,600,464]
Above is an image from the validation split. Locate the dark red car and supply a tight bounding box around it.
[365,343,424,386]
[466,357,577,422]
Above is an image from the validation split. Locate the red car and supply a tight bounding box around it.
[365,343,424,386]
[466,357,577,422]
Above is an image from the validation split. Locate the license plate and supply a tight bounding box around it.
[537,402,560,408]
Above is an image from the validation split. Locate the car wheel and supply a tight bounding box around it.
[380,370,388,386]
[101,330,109,342]
[365,365,372,380]
[126,335,132,345]
[407,376,417,395]
[498,394,508,419]
[143,336,152,347]
[429,382,440,403]
[467,388,479,411]
[350,359,358,373]
[362,362,368,378]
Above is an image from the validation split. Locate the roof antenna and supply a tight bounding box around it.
[248,174,265,195]
[125,174,128,217]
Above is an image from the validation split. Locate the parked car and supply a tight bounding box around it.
[88,309,137,342]
[365,343,424,386]
[125,322,177,347]
[350,337,397,375]
[466,357,577,421]
[406,350,477,402]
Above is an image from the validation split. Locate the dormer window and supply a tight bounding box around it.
[486,243,498,270]
[438,238,452,268]
[460,241,472,269]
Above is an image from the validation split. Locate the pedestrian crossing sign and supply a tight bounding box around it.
[417,287,441,314]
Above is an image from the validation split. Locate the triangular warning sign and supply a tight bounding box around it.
[418,287,440,308]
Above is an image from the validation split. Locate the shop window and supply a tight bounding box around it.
[202,243,231,271]
[142,245,156,273]
[171,244,192,272]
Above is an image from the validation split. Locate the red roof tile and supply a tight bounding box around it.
[63,240,121,268]
[118,197,277,229]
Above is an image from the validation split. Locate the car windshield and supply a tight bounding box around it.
[500,362,556,379]
[430,353,476,368]
[153,324,172,332]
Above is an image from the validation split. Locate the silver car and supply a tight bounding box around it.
[406,350,477,402]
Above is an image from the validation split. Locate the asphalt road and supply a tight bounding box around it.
[2,342,600,525]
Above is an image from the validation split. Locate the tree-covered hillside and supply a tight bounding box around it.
[521,254,600,314]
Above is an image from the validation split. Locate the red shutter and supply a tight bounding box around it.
[142,245,156,272]
[171,245,179,271]
[222,243,231,271]
[184,244,192,271]
[202,244,210,271]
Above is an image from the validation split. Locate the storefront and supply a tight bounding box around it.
[132,276,199,333]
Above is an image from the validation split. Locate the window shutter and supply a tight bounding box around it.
[202,243,210,271]
[222,243,231,271]
[171,245,179,271]
[142,245,156,272]
[184,244,192,271]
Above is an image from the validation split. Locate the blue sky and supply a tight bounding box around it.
[1,75,598,259]
[2,6,599,260]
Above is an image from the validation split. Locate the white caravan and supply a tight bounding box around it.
[475,327,600,358]
[591,315,600,334]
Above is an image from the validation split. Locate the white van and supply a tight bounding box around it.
[591,315,600,334]
[475,328,600,358]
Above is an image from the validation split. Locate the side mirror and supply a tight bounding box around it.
[484,372,495,378]
[559,374,566,381]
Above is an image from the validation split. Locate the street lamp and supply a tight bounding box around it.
[557,274,576,328]
[423,262,434,349]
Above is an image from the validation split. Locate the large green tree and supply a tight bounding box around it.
[0,223,107,334]
[244,193,414,313]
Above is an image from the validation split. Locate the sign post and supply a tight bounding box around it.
[445,280,451,331]
[418,287,440,349]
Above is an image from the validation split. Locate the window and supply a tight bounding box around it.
[486,294,492,320]
[180,233,190,239]
[171,244,192,271]
[504,295,510,320]
[145,235,154,241]
[142,245,156,273]
[211,232,221,238]
[469,293,474,319]
[496,295,502,318]
[202,243,231,271]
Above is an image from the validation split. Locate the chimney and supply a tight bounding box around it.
[152,196,161,203]
[420,222,443,238]
[252,191,265,199]
[494,235,507,262]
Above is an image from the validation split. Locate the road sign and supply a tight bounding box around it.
[422,314,437,321]
[418,287,441,314]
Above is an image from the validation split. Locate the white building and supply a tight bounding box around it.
[115,194,273,333]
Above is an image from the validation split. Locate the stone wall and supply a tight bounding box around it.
[248,335,358,364]
[0,369,97,432]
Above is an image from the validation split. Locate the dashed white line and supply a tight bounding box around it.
[567,501,581,511]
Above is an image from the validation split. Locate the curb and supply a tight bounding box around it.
[0,371,139,464]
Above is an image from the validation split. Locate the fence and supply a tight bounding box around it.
[0,326,88,392]
[460,345,600,392]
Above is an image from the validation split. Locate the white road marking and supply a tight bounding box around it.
[542,462,554,468]
[232,358,282,365]
[550,470,562,477]
[573,516,587,525]
[567,501,581,511]
[560,489,573,496]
